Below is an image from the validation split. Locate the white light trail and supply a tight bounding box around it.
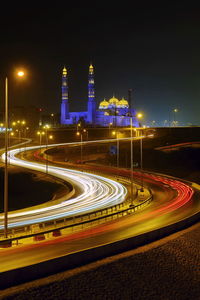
[0,141,127,229]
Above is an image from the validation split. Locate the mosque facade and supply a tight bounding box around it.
[60,64,139,127]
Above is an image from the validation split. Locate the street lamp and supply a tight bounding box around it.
[43,124,50,174]
[112,130,120,168]
[76,129,88,164]
[173,108,178,127]
[37,131,45,152]
[50,113,55,127]
[169,108,178,127]
[130,117,134,205]
[136,113,144,192]
[76,131,83,163]
[4,69,25,238]
[49,135,54,142]
[109,122,113,136]
[136,113,143,124]
[139,128,144,192]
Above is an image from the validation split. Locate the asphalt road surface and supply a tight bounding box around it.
[0,140,199,277]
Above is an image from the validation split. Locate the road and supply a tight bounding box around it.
[0,139,199,277]
[0,145,127,229]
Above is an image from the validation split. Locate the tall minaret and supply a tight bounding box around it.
[60,66,69,123]
[87,63,96,124]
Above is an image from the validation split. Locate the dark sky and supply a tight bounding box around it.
[0,2,200,125]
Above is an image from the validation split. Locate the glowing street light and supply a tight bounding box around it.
[109,122,113,136]
[76,131,83,163]
[4,69,26,239]
[37,130,45,150]
[112,130,120,168]
[173,108,178,127]
[43,124,50,174]
[17,70,25,77]
[137,113,143,119]
[76,129,88,164]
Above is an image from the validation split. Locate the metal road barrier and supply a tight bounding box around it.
[0,191,153,247]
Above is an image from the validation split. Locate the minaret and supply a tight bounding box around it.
[87,63,96,124]
[60,66,69,123]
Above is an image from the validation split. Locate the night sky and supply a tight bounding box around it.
[0,2,200,126]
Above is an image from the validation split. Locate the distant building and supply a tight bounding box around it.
[60,64,139,127]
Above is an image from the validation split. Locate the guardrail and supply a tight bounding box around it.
[1,200,199,289]
[0,146,152,245]
[0,190,153,246]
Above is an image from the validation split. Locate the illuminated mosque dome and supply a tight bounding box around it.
[99,99,109,109]
[99,96,129,110]
[117,97,129,108]
[108,96,119,107]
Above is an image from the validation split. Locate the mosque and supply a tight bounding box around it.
[60,64,139,127]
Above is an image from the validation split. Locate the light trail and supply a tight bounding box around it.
[0,139,198,285]
[0,138,194,231]
[0,143,127,229]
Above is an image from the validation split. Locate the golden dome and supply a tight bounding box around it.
[99,99,109,109]
[63,66,67,75]
[89,64,94,71]
[118,97,129,108]
[108,96,119,106]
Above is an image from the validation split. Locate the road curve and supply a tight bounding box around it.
[0,144,127,229]
[0,140,199,279]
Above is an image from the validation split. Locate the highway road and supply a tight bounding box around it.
[0,139,199,279]
[0,144,127,229]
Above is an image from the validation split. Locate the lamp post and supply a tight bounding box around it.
[37,131,45,152]
[112,130,120,168]
[139,129,144,192]
[43,124,50,174]
[76,129,88,164]
[130,117,134,205]
[109,122,112,137]
[4,77,8,238]
[50,113,55,127]
[173,108,178,127]
[169,108,178,127]
[136,113,144,192]
[76,131,83,163]
[117,131,119,168]
[4,70,25,238]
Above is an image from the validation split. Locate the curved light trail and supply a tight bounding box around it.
[0,143,127,229]
[0,139,199,286]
